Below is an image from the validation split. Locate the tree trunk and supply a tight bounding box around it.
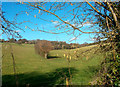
[45,53,48,59]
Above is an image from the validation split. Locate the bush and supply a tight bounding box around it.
[34,40,53,59]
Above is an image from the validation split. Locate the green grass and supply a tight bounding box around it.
[2,43,104,86]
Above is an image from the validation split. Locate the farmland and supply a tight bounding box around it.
[2,43,104,86]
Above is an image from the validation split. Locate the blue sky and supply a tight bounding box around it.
[2,2,97,44]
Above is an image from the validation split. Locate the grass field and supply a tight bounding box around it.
[2,43,104,86]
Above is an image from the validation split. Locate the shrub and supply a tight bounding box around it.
[34,40,53,59]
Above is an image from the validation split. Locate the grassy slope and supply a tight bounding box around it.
[2,43,104,86]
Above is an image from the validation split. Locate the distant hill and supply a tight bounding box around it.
[0,38,102,49]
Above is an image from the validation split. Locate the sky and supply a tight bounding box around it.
[1,2,98,44]
[0,0,118,2]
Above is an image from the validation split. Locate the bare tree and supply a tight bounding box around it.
[2,1,120,86]
[34,40,53,59]
[15,2,119,43]
[22,1,119,85]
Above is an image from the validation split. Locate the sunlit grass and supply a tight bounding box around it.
[2,43,104,86]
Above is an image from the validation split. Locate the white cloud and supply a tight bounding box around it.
[91,38,97,41]
[52,20,92,29]
[70,37,79,41]
[72,22,93,28]
[65,20,69,22]
[15,30,21,33]
[82,22,93,26]
[52,21,59,24]
[83,23,92,26]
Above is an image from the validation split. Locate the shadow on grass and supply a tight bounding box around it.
[2,67,78,87]
[82,65,100,78]
[87,65,100,74]
[47,55,60,59]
